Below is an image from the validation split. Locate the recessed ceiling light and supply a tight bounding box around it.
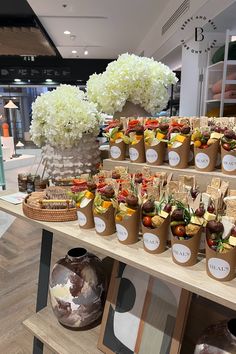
[14,78,21,82]
[84,50,88,55]
[45,79,53,82]
[12,97,17,99]
[72,50,77,54]
[64,30,71,35]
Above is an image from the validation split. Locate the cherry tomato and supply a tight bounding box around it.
[173,225,186,237]
[222,143,231,151]
[143,216,152,227]
[200,144,209,149]
[207,238,217,247]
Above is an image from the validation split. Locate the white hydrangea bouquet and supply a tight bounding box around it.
[86,53,178,115]
[30,84,102,149]
[30,85,103,178]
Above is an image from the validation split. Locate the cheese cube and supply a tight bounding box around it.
[175,135,186,143]
[204,211,216,221]
[159,210,169,219]
[210,132,224,140]
[190,216,204,226]
[229,236,236,246]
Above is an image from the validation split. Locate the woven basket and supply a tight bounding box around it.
[23,196,77,222]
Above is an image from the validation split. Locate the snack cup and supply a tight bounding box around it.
[110,139,126,161]
[199,227,206,253]
[215,145,221,169]
[194,140,219,172]
[145,141,166,165]
[205,240,236,281]
[116,208,139,245]
[142,215,170,254]
[77,199,94,229]
[221,146,236,176]
[171,227,202,266]
[188,143,194,166]
[168,136,191,169]
[129,137,146,163]
[93,205,116,236]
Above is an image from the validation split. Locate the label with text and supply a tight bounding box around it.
[222,154,236,172]
[94,217,106,233]
[129,147,139,161]
[195,152,210,169]
[172,244,191,263]
[77,211,87,226]
[168,151,180,167]
[116,224,128,241]
[110,145,121,159]
[146,148,158,163]
[208,257,230,279]
[143,233,160,251]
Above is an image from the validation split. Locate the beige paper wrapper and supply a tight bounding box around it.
[110,140,126,161]
[145,141,166,166]
[141,215,170,254]
[116,208,139,245]
[171,227,202,266]
[221,146,236,176]
[194,141,219,172]
[93,205,116,236]
[168,136,191,169]
[129,137,146,163]
[77,199,94,229]
[205,241,236,281]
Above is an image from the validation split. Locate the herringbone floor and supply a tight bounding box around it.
[0,216,81,354]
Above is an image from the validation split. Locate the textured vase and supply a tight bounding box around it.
[42,133,101,178]
[194,319,236,353]
[49,247,106,328]
[113,101,149,119]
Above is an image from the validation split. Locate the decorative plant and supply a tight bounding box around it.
[86,53,178,115]
[30,84,102,149]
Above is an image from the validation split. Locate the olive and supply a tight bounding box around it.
[87,181,97,191]
[224,130,236,140]
[195,206,205,217]
[171,209,184,221]
[101,185,115,198]
[143,200,155,213]
[163,203,172,213]
[207,204,215,214]
[135,125,144,135]
[207,220,224,234]
[190,188,199,199]
[158,123,169,132]
[126,194,138,207]
[181,125,190,134]
[112,171,121,179]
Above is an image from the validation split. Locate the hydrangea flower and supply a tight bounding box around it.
[86,53,177,115]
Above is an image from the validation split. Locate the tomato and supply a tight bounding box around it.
[143,216,152,227]
[200,144,208,149]
[173,225,186,237]
[207,238,217,247]
[222,143,231,151]
[194,140,202,148]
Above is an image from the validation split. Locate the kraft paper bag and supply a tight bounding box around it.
[110,140,126,161]
[168,136,191,169]
[171,227,201,266]
[145,141,166,166]
[77,199,94,229]
[194,140,219,172]
[93,206,116,236]
[188,143,194,166]
[221,146,236,176]
[215,145,221,169]
[116,209,139,245]
[141,215,170,254]
[129,137,146,163]
[205,241,236,282]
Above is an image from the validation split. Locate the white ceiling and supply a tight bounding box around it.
[27,0,167,59]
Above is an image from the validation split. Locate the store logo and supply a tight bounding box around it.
[181,16,217,54]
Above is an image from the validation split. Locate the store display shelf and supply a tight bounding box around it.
[103,159,236,190]
[0,192,236,310]
[23,307,101,354]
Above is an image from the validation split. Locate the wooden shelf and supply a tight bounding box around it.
[103,159,236,190]
[23,307,101,354]
[0,191,236,311]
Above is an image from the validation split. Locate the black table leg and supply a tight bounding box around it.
[33,228,53,354]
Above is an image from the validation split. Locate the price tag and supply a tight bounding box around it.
[129,147,139,161]
[77,211,87,226]
[94,217,106,233]
[116,224,128,241]
[195,152,210,169]
[143,233,160,251]
[110,145,121,159]
[208,258,230,279]
[222,155,236,172]
[146,149,158,163]
[172,244,191,263]
[168,151,180,167]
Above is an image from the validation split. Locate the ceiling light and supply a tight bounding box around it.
[72,50,77,54]
[12,97,17,99]
[4,100,18,109]
[84,50,88,55]
[45,79,53,82]
[64,30,71,35]
[14,78,21,82]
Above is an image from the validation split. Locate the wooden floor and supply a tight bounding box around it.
[0,216,82,354]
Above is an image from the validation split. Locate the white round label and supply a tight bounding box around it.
[208,258,230,279]
[172,244,191,263]
[143,233,160,251]
[77,211,87,226]
[110,145,121,159]
[222,154,236,172]
[116,224,129,241]
[195,152,210,169]
[168,151,180,167]
[146,149,158,163]
[94,217,106,233]
[129,147,139,161]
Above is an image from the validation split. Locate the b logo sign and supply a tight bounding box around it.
[195,27,204,42]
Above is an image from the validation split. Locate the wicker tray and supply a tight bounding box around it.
[22,195,77,222]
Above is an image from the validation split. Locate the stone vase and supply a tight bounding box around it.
[42,133,100,178]
[49,247,106,328]
[113,101,149,119]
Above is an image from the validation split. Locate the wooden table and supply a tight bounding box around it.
[0,192,236,353]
